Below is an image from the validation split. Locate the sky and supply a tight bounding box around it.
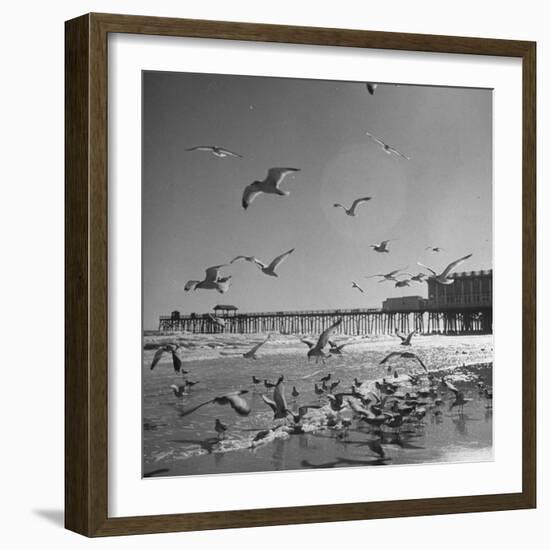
[142,71,492,330]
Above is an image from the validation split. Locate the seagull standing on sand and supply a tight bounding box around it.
[418,253,473,285]
[184,264,232,294]
[185,145,243,158]
[369,240,395,253]
[307,319,343,364]
[365,131,411,160]
[333,197,372,216]
[351,281,365,293]
[241,167,300,210]
[231,248,295,277]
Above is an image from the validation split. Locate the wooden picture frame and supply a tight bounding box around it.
[65,12,536,537]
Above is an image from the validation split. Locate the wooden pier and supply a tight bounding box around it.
[158,307,492,336]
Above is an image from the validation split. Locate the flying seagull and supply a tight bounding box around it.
[394,278,411,288]
[380,351,428,372]
[261,376,288,419]
[231,248,295,277]
[307,318,343,364]
[241,167,300,210]
[333,196,372,216]
[417,253,473,285]
[208,314,226,328]
[365,131,411,160]
[150,344,183,372]
[179,390,251,417]
[184,264,232,294]
[328,340,350,355]
[243,334,271,359]
[185,145,243,158]
[351,281,365,293]
[369,240,395,253]
[405,272,428,282]
[425,246,445,252]
[395,330,415,346]
[365,82,378,95]
[365,268,406,282]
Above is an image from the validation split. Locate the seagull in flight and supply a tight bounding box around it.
[150,344,183,372]
[395,330,415,346]
[307,318,343,364]
[418,253,473,285]
[208,314,226,328]
[365,131,411,160]
[369,240,395,253]
[241,167,300,210]
[243,334,271,359]
[380,351,428,372]
[328,340,351,355]
[333,196,372,216]
[394,278,411,288]
[184,264,232,294]
[405,272,428,282]
[365,268,406,282]
[425,246,445,252]
[261,376,289,419]
[179,390,251,417]
[214,419,227,439]
[231,248,295,277]
[185,145,243,158]
[351,281,365,293]
[365,82,378,95]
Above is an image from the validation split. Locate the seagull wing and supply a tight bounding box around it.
[267,248,295,272]
[184,280,200,291]
[417,262,437,276]
[170,349,183,372]
[349,197,372,215]
[387,146,411,160]
[395,330,406,342]
[265,167,300,190]
[230,255,255,264]
[333,203,346,210]
[300,338,316,349]
[404,331,415,345]
[273,383,288,414]
[185,145,214,152]
[242,182,262,210]
[440,254,473,278]
[178,398,215,417]
[315,318,343,350]
[410,353,428,372]
[217,147,243,158]
[388,267,407,277]
[366,132,386,147]
[246,334,271,355]
[150,348,166,370]
[261,394,277,413]
[203,264,227,283]
[224,393,251,416]
[380,351,402,365]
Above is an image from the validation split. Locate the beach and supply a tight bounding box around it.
[143,333,493,478]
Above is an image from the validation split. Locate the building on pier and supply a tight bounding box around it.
[382,296,427,312]
[426,269,492,309]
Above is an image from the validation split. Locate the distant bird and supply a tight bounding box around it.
[150,344,183,372]
[231,248,295,277]
[169,384,187,398]
[179,390,251,417]
[328,340,350,355]
[184,264,232,294]
[353,377,363,387]
[314,383,325,395]
[329,380,341,392]
[333,196,372,216]
[396,330,415,346]
[291,386,300,397]
[214,419,227,439]
[208,314,226,328]
[243,334,271,359]
[380,351,428,372]
[319,373,332,383]
[307,319,342,364]
[425,246,444,252]
[418,253,473,285]
[351,281,365,293]
[406,272,428,282]
[365,131,411,160]
[185,145,243,158]
[368,240,395,253]
[366,267,405,281]
[241,167,300,210]
[365,82,378,95]
[394,278,411,288]
[252,375,261,384]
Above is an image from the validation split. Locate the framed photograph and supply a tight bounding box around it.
[65,13,536,537]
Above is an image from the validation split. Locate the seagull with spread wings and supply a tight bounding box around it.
[261,376,289,420]
[185,145,243,158]
[241,167,300,210]
[417,253,473,285]
[365,131,411,160]
[231,248,295,277]
[351,281,365,293]
[369,240,395,253]
[333,196,372,216]
[380,351,428,372]
[243,334,271,359]
[184,264,232,294]
[307,318,343,364]
[395,330,415,346]
[425,246,445,252]
[365,267,406,282]
[150,344,183,372]
[179,390,251,418]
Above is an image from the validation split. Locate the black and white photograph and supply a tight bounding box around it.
[142,71,493,478]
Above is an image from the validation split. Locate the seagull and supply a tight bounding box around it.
[264,379,276,388]
[241,167,300,210]
[242,334,271,359]
[395,330,415,346]
[314,383,325,395]
[417,253,473,285]
[333,197,372,216]
[351,281,365,293]
[184,264,232,294]
[365,268,405,281]
[261,376,288,419]
[286,404,322,424]
[326,392,352,412]
[369,240,395,253]
[365,82,378,95]
[231,248,295,277]
[394,278,411,288]
[252,375,262,384]
[150,344,183,372]
[353,377,363,387]
[169,384,188,397]
[404,272,428,282]
[320,373,332,383]
[291,386,300,397]
[185,145,243,158]
[425,246,445,252]
[380,351,428,372]
[443,378,472,413]
[179,390,251,417]
[328,341,350,355]
[365,131,411,160]
[208,314,226,328]
[214,419,227,439]
[307,319,342,364]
